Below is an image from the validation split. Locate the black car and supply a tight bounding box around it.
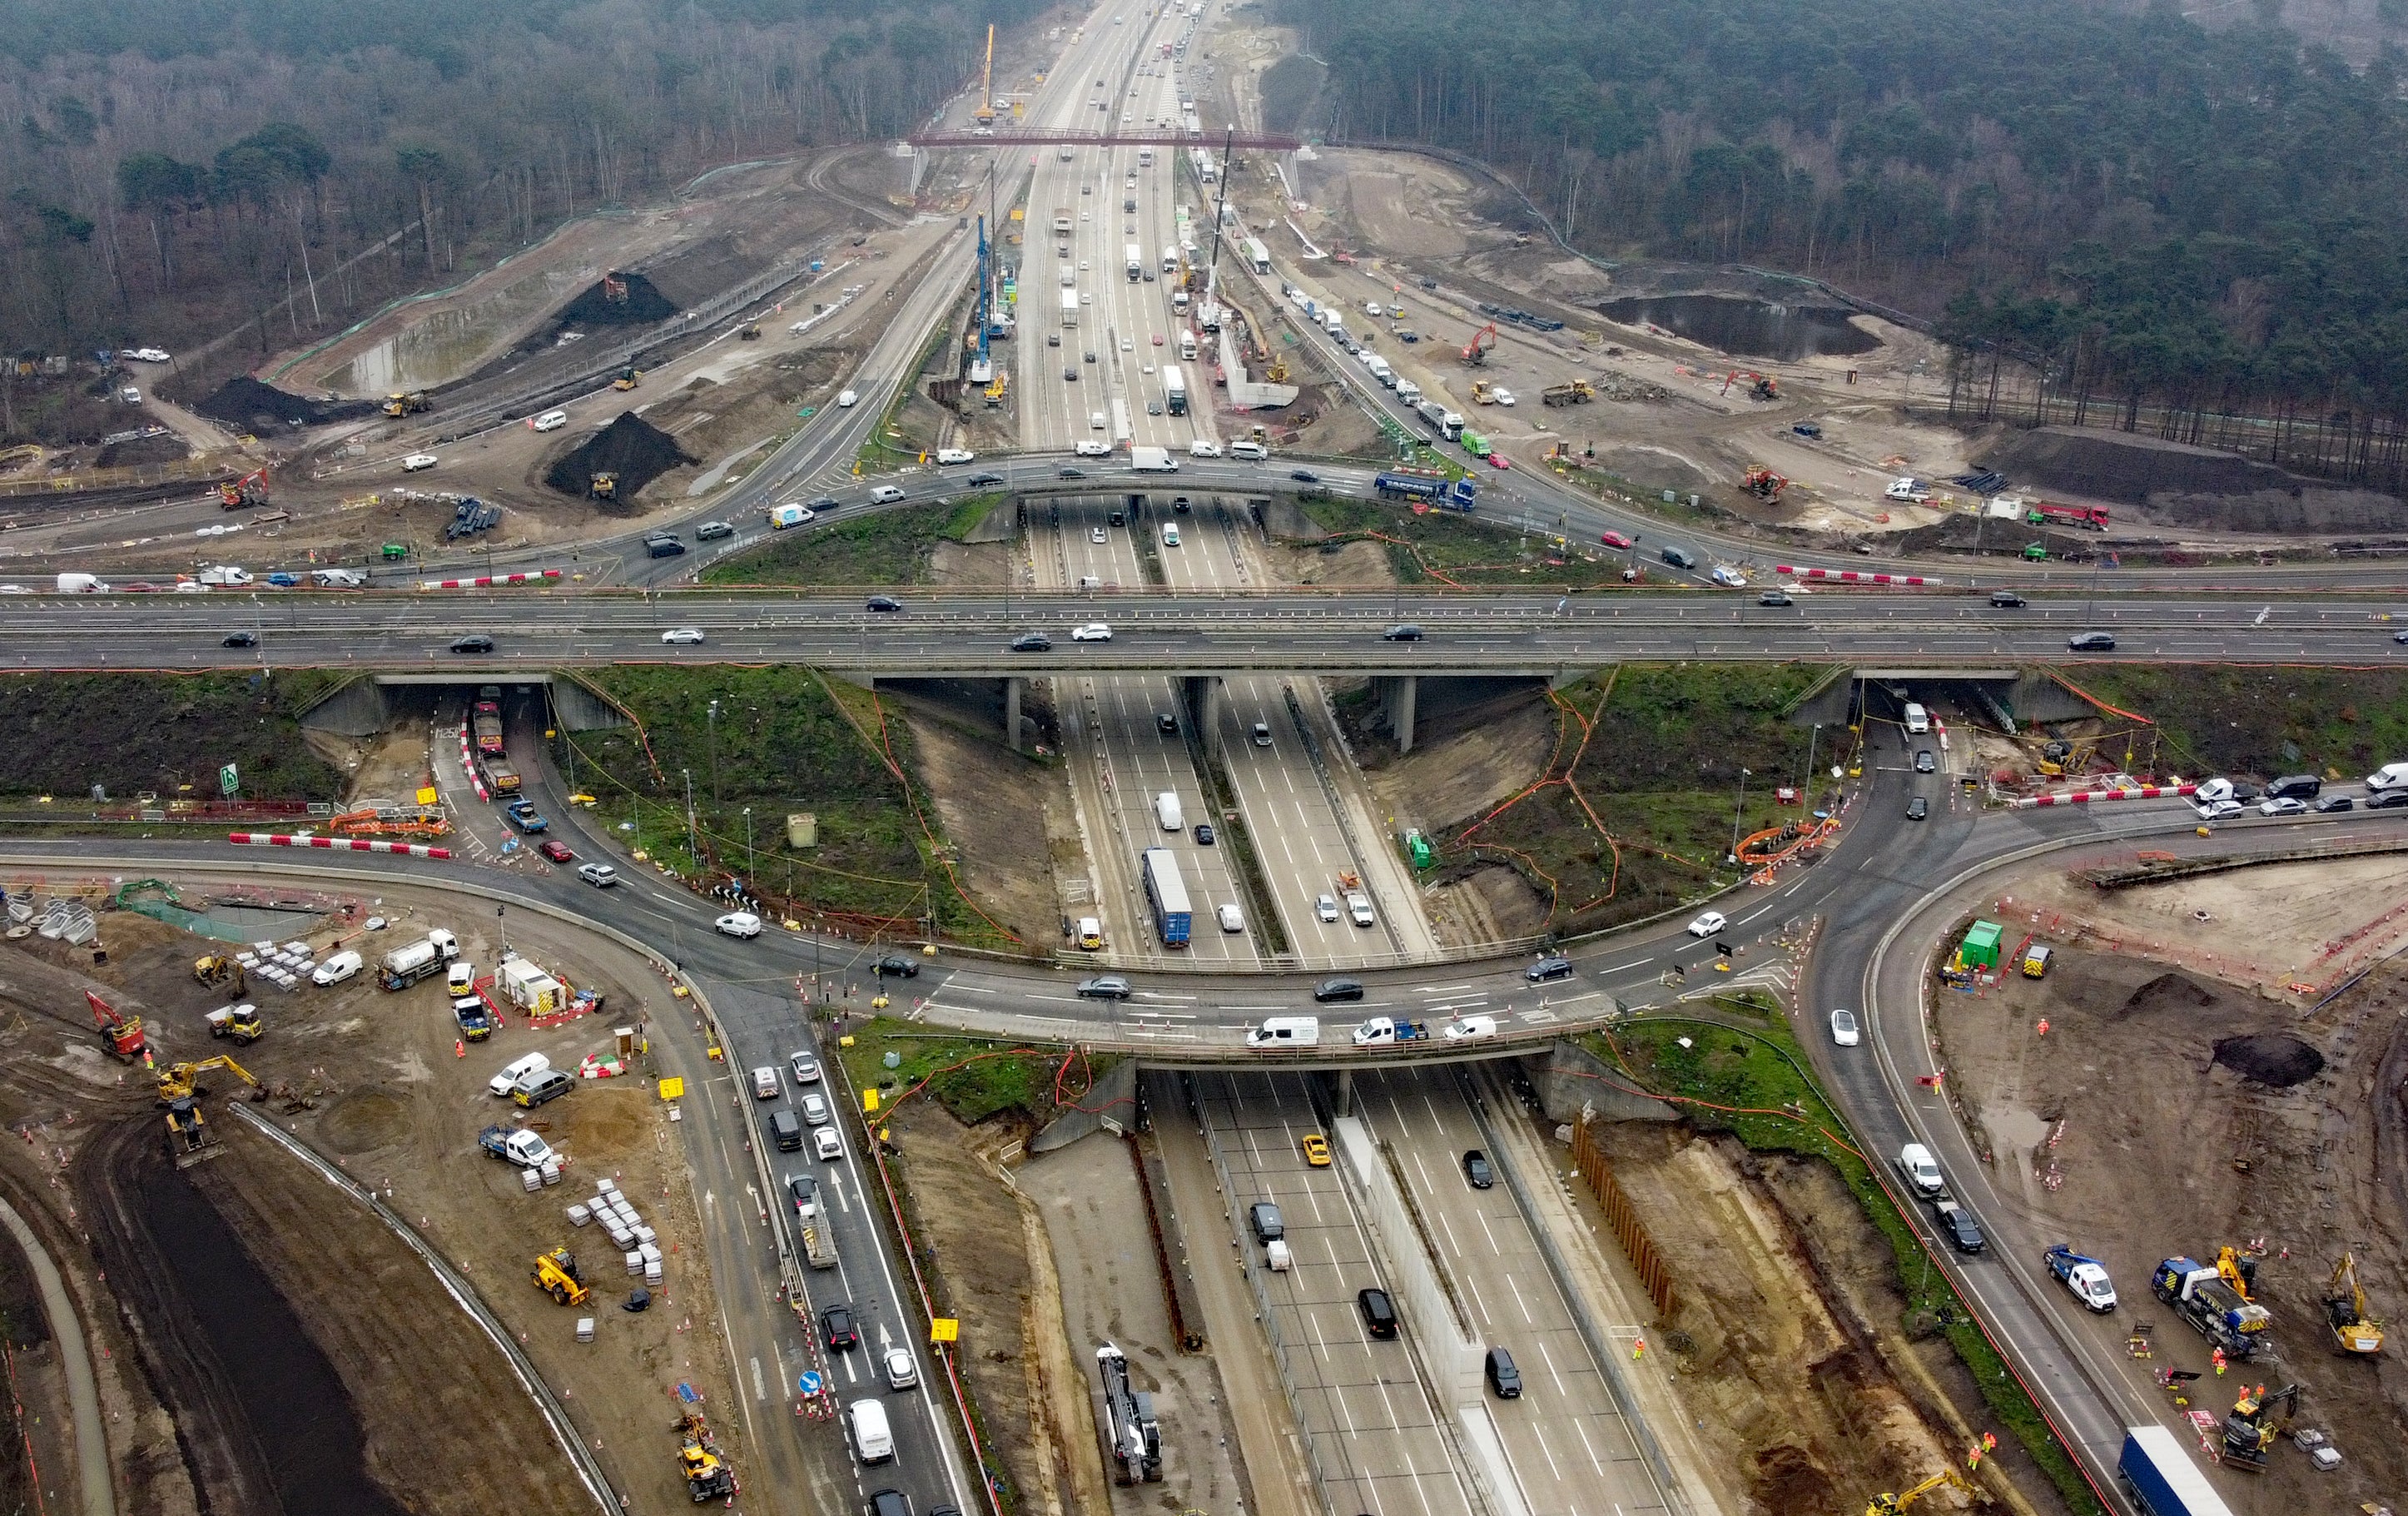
[1156,712,1179,734]
[866,594,902,613]
[643,534,685,558]
[787,1175,818,1215]
[2314,793,2356,813]
[1756,590,1793,608]
[1313,977,1365,1003]
[967,472,1003,486]
[871,1490,911,1516]
[1064,366,1079,381]
[1048,332,1062,347]
[1076,975,1132,1000]
[1934,1202,1986,1254]
[1914,749,1936,773]
[1084,350,1097,363]
[2368,788,2408,808]
[1194,823,1214,845]
[1290,470,1320,484]
[1171,496,1192,513]
[1988,589,2027,608]
[1059,466,1086,480]
[1382,624,1423,642]
[875,955,920,979]
[1525,957,1573,982]
[1357,1287,1398,1340]
[1485,1346,1522,1399]
[1462,1150,1494,1188]
[1011,632,1053,652]
[2394,627,2408,644]
[2068,631,2116,652]
[807,497,840,513]
[449,634,494,654]
[1906,796,1929,821]
[2265,773,2321,799]
[221,630,257,648]
[822,1304,858,1350]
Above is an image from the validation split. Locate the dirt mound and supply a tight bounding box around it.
[96,430,188,468]
[192,375,379,431]
[2118,970,2218,1020]
[2212,1032,2326,1086]
[541,410,695,502]
[1976,425,2406,530]
[549,271,678,329]
[638,236,765,309]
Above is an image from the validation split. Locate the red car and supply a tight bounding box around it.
[1488,453,1512,470]
[537,840,575,863]
[1600,530,1633,549]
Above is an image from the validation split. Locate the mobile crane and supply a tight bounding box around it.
[972,25,998,124]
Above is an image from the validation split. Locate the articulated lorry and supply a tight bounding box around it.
[2118,1425,2233,1516]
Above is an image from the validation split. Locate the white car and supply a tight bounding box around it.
[312,950,363,986]
[2257,796,2306,817]
[1686,911,1727,937]
[936,447,975,465]
[1345,891,1374,927]
[883,1347,918,1390]
[1315,893,1340,923]
[1189,440,1222,458]
[1828,1008,1860,1046]
[715,911,763,938]
[122,347,171,364]
[1075,440,1112,457]
[1090,526,1109,544]
[801,1091,831,1125]
[1443,1014,1498,1040]
[660,627,707,644]
[1217,902,1245,932]
[837,389,860,407]
[1492,388,1517,406]
[1070,622,1112,642]
[401,453,439,472]
[2195,798,2246,821]
[790,1051,821,1084]
[812,1125,843,1161]
[1120,336,1134,351]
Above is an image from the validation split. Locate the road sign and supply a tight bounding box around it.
[799,1370,822,1395]
[658,1077,685,1100]
[219,763,239,797]
[928,1318,960,1344]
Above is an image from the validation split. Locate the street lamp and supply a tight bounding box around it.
[707,699,721,807]
[682,768,698,867]
[1727,767,1751,865]
[743,806,754,884]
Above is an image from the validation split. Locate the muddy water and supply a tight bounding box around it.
[1599,293,1880,361]
[316,265,592,397]
[137,1161,408,1516]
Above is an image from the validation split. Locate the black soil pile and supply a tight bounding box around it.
[551,271,678,329]
[97,430,189,468]
[2118,970,2218,1021]
[1976,425,2405,531]
[542,410,695,505]
[2212,1032,2326,1087]
[192,376,379,431]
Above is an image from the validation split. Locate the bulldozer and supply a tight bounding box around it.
[1864,1467,1973,1516]
[676,1412,737,1501]
[533,1246,591,1306]
[588,471,618,502]
[195,953,247,992]
[88,991,148,1061]
[382,390,430,419]
[611,366,642,391]
[2219,1381,2301,1471]
[2325,1253,2384,1354]
[164,1096,220,1166]
[156,1055,259,1104]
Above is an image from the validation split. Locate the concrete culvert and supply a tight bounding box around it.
[543,410,695,506]
[2212,1033,2325,1088]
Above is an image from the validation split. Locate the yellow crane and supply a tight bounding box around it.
[2326,1253,2383,1354]
[973,26,998,124]
[1864,1467,1974,1516]
[156,1055,259,1103]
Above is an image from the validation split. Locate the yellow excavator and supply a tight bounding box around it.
[2217,1245,2260,1302]
[532,1247,592,1306]
[156,1055,259,1104]
[1864,1467,1974,1516]
[2326,1254,2384,1354]
[677,1411,736,1499]
[195,953,247,992]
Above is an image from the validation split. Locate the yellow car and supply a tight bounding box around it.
[1301,1134,1331,1167]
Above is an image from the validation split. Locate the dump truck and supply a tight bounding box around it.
[383,390,430,418]
[1541,380,1593,406]
[478,753,521,795]
[471,699,504,755]
[479,1124,555,1168]
[205,1002,264,1043]
[2152,1256,2271,1357]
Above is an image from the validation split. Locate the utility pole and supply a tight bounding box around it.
[1727,767,1751,866]
[708,699,721,806]
[683,768,698,866]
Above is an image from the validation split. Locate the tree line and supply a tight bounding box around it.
[0,0,1034,367]
[1274,0,2408,467]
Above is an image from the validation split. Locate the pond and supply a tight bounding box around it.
[1599,294,1881,362]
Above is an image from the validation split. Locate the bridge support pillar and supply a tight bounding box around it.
[1376,674,1418,753]
[1333,1068,1355,1117]
[1182,674,1224,754]
[1003,676,1024,753]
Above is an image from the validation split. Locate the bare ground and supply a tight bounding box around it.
[901,706,1063,947]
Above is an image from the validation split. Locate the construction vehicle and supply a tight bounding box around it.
[1460,322,1497,366]
[2324,1253,2383,1354]
[2034,738,2095,778]
[205,1002,264,1044]
[1096,1342,1163,1483]
[612,366,641,391]
[1742,467,1788,505]
[88,991,148,1061]
[1863,1466,1973,1516]
[1540,379,1594,406]
[972,24,998,124]
[216,469,269,510]
[588,471,618,501]
[1752,375,1779,400]
[382,390,430,419]
[195,953,247,992]
[2152,1256,2271,1358]
[479,1124,555,1168]
[163,1096,216,1164]
[2219,1381,2300,1471]
[2216,1245,2260,1302]
[600,271,628,305]
[532,1246,591,1306]
[156,1055,259,1104]
[1470,380,1495,405]
[737,322,760,340]
[676,1412,737,1501]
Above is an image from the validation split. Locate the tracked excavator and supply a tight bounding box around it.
[2326,1254,2383,1354]
[195,953,247,992]
[1460,322,1497,366]
[1864,1467,1973,1516]
[676,1411,737,1500]
[156,1055,260,1103]
[88,991,148,1061]
[2220,1381,2301,1471]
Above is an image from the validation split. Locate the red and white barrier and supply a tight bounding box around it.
[418,569,563,589]
[2013,784,2197,809]
[458,723,489,801]
[1775,565,1938,586]
[228,832,454,858]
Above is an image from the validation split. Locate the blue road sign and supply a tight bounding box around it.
[799,1370,823,1396]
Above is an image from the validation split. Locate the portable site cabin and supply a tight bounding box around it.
[1959,921,2004,970]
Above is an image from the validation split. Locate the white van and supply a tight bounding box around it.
[1903,703,1930,735]
[1229,440,1267,460]
[936,447,975,465]
[868,485,905,504]
[1090,411,1108,430]
[846,1399,895,1464]
[2368,762,2408,792]
[489,1051,550,1096]
[529,410,568,432]
[1154,791,1184,831]
[1188,440,1221,458]
[1264,1239,1293,1271]
[1245,1016,1321,1049]
[311,950,363,987]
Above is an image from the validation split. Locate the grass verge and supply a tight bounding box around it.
[832,1017,1119,1127]
[2065,664,2408,780]
[702,493,1004,588]
[0,669,346,803]
[1587,1009,2104,1516]
[1292,491,1639,589]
